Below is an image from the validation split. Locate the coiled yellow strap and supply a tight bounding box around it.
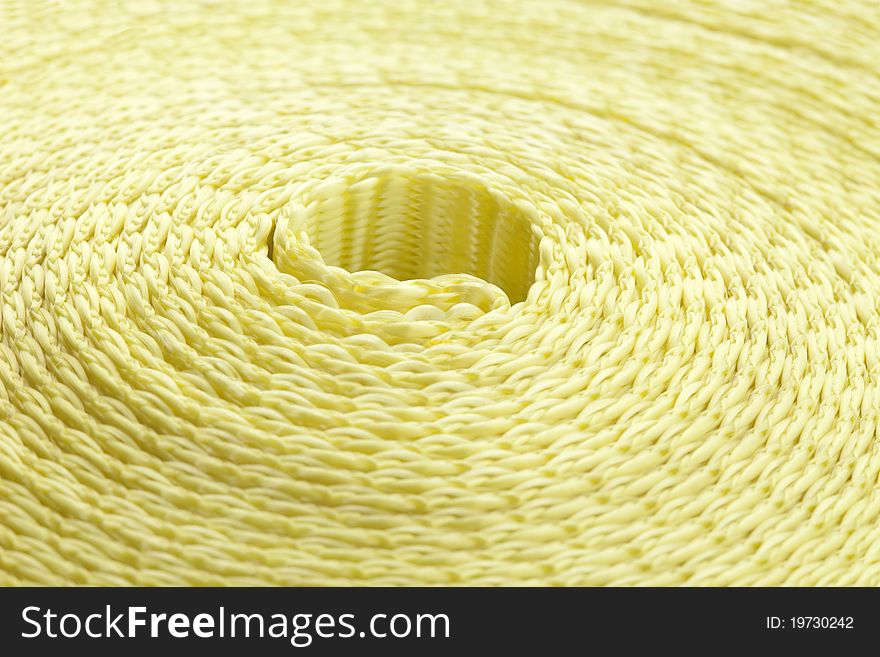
[2,0,879,586]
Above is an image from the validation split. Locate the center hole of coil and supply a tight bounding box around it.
[295,172,539,304]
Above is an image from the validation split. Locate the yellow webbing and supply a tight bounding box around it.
[1,0,880,585]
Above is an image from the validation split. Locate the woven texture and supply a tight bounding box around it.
[2,0,880,586]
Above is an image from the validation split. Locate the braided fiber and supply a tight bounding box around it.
[2,0,880,587]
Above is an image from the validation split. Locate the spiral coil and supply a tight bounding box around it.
[2,0,880,585]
